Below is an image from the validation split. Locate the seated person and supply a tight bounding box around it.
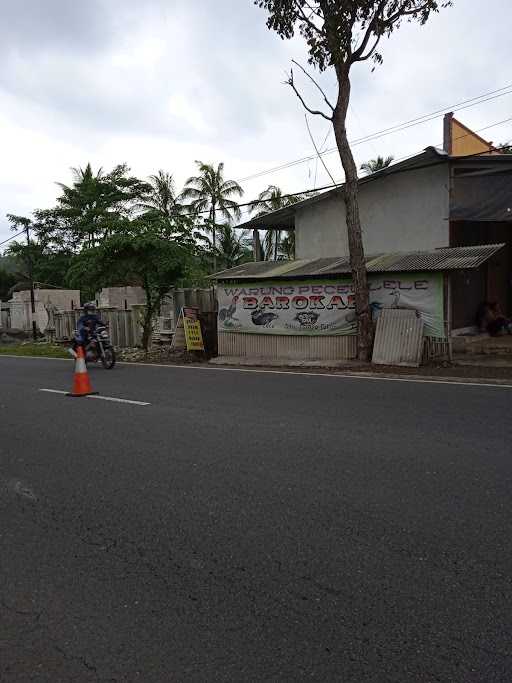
[477,301,512,337]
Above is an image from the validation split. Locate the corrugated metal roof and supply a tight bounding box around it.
[212,244,505,280]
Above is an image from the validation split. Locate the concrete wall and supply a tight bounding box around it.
[295,164,450,259]
[8,289,80,331]
[11,289,80,310]
[97,286,146,309]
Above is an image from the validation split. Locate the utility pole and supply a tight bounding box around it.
[24,223,37,341]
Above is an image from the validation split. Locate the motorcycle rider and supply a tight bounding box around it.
[73,302,106,351]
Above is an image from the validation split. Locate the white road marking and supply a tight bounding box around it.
[87,395,150,406]
[0,355,69,361]
[39,389,150,406]
[113,362,512,390]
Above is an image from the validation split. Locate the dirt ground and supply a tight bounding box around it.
[117,346,512,382]
[3,343,512,382]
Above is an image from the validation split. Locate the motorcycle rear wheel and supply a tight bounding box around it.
[101,347,116,370]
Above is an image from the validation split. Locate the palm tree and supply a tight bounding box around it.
[138,170,189,239]
[251,185,305,260]
[280,231,295,260]
[139,170,182,218]
[251,185,291,215]
[181,162,244,272]
[215,225,252,270]
[360,156,394,175]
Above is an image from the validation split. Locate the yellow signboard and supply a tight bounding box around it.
[184,318,205,351]
[171,306,205,352]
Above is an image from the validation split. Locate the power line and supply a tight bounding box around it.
[241,86,512,182]
[304,114,336,184]
[240,88,512,182]
[359,115,512,177]
[346,85,512,147]
[2,116,510,243]
[313,123,332,187]
[182,182,340,218]
[189,123,512,221]
[0,229,26,249]
[237,83,512,183]
[350,89,512,148]
[233,122,512,221]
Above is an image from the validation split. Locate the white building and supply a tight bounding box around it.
[237,146,512,331]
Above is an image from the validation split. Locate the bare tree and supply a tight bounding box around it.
[255,0,452,360]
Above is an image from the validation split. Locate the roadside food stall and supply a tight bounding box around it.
[211,245,504,364]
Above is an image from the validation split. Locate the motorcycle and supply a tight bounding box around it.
[73,325,116,369]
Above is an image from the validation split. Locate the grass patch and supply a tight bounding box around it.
[0,343,69,358]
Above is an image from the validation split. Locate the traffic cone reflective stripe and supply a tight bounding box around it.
[67,346,98,397]
[75,349,87,373]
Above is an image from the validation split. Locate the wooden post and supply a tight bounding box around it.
[253,229,262,261]
[24,224,37,341]
[445,273,453,362]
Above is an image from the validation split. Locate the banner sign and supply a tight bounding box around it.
[218,274,444,337]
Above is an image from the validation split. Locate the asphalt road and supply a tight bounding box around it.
[1,356,512,682]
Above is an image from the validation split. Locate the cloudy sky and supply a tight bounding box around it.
[1,0,511,246]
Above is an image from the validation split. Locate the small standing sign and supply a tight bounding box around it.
[171,309,186,351]
[183,307,205,352]
[172,307,205,352]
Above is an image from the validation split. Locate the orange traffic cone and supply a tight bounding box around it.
[67,346,98,397]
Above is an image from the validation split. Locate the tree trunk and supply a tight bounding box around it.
[332,67,373,361]
[142,304,153,352]
[212,205,217,274]
[141,278,154,352]
[274,230,280,261]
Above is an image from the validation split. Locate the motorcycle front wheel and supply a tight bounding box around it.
[101,347,116,370]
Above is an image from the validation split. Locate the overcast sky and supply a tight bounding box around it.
[1,0,511,246]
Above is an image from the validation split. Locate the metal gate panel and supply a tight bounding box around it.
[372,309,424,367]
